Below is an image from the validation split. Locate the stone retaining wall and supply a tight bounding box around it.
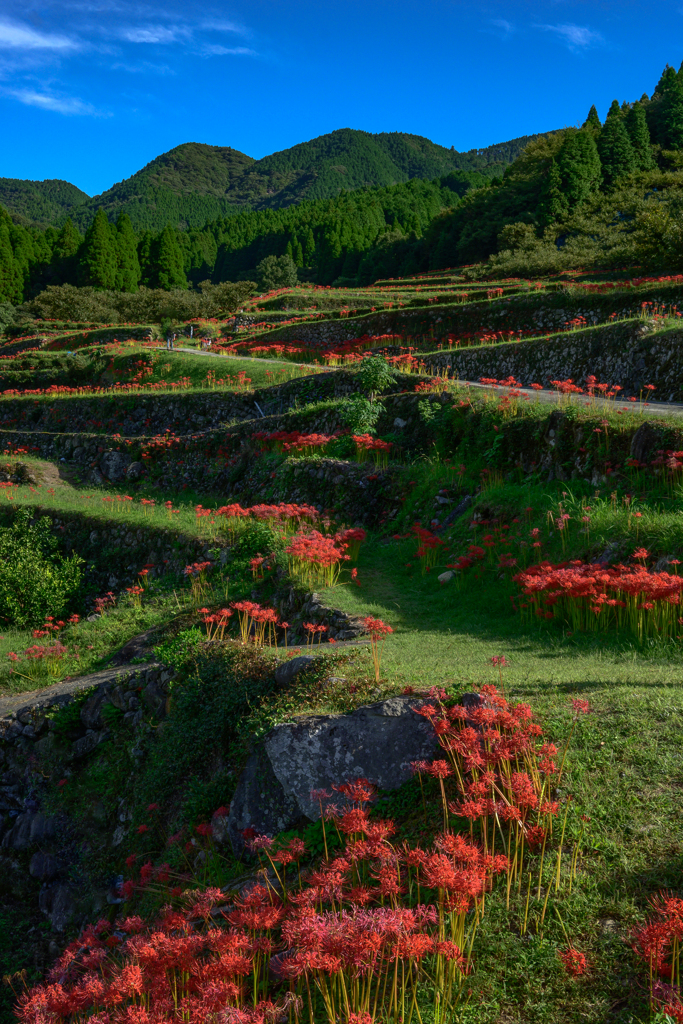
[424,320,683,400]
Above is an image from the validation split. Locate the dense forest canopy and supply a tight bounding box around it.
[4,65,683,310]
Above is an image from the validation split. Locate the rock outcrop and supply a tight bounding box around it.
[227,695,437,853]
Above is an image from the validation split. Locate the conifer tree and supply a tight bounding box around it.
[663,77,683,149]
[0,209,20,303]
[598,100,636,188]
[303,227,316,267]
[538,159,569,225]
[557,129,602,207]
[155,226,187,290]
[50,218,83,286]
[51,218,82,264]
[654,65,677,98]
[115,214,141,292]
[625,102,655,170]
[79,209,117,289]
[583,105,602,133]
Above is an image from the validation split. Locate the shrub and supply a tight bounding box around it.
[0,509,84,627]
[353,355,398,401]
[340,395,383,434]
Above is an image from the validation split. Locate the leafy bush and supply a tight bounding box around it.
[152,626,204,671]
[0,509,84,627]
[340,395,384,434]
[353,355,398,401]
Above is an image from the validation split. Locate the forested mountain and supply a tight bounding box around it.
[0,129,549,234]
[0,178,89,228]
[5,62,683,308]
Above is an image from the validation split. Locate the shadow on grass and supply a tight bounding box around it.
[339,539,683,672]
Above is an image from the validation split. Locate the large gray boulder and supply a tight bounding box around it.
[227,696,436,854]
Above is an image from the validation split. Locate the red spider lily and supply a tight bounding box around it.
[413,684,582,907]
[558,947,588,976]
[184,561,212,604]
[126,585,144,608]
[632,891,683,1012]
[514,560,683,642]
[412,524,445,574]
[286,531,349,589]
[304,622,328,647]
[362,616,393,682]
[334,527,366,562]
[352,434,393,468]
[200,608,233,642]
[230,602,279,647]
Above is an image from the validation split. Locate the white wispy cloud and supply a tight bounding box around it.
[200,19,245,34]
[121,24,190,44]
[492,19,514,34]
[536,23,603,50]
[201,44,256,57]
[7,88,105,115]
[0,18,79,51]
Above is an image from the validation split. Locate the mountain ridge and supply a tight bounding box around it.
[0,128,552,232]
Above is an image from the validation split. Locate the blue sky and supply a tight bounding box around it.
[0,0,680,197]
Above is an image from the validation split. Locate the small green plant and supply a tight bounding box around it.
[0,509,84,627]
[153,627,204,670]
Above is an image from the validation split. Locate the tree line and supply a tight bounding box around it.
[0,174,483,303]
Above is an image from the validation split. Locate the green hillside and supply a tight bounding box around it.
[0,130,550,234]
[0,177,89,227]
[68,143,256,232]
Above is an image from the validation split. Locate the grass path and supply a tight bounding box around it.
[324,536,683,692]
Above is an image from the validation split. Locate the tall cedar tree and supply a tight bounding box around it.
[79,209,117,289]
[598,101,637,188]
[50,218,83,285]
[625,102,655,170]
[583,105,602,133]
[557,129,602,207]
[115,214,141,292]
[0,208,20,303]
[663,66,683,149]
[538,158,568,225]
[647,65,679,144]
[155,225,187,289]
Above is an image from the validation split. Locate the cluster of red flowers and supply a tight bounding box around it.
[215,502,319,541]
[254,430,337,454]
[513,557,683,641]
[632,892,683,1020]
[1,378,197,400]
[17,684,592,1023]
[412,524,445,573]
[198,607,233,641]
[230,600,280,646]
[17,776,502,1024]
[285,530,350,588]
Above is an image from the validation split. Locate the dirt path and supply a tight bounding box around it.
[463,380,683,419]
[172,346,323,370]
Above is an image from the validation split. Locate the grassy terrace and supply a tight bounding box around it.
[2,268,683,1024]
[0,343,322,397]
